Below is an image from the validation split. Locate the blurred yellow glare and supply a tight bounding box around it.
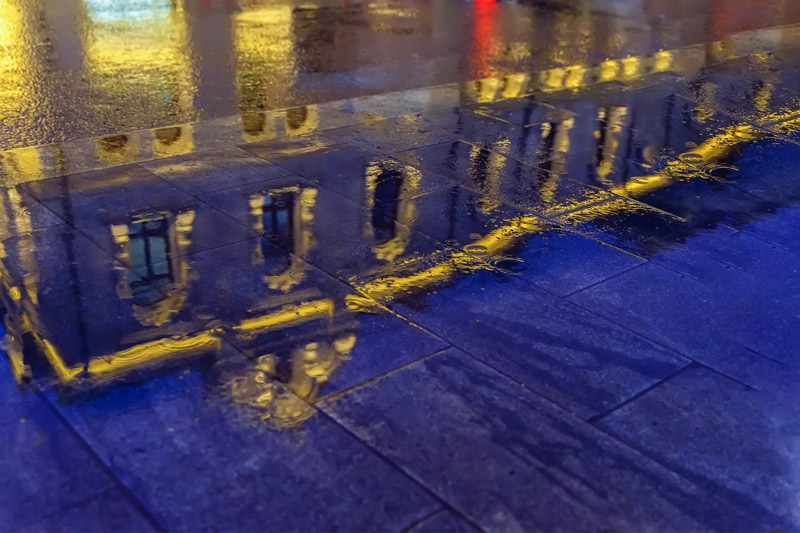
[0,2,32,114]
[232,6,295,111]
[81,0,194,110]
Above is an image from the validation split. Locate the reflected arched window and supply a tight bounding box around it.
[128,217,173,306]
[371,167,403,245]
[261,191,295,276]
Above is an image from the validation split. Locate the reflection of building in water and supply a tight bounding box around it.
[4,43,800,428]
[239,105,320,143]
[363,161,421,261]
[153,125,195,159]
[249,184,317,291]
[0,152,429,427]
[111,211,195,327]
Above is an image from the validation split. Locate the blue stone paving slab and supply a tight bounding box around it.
[558,139,789,234]
[648,224,800,285]
[546,152,648,192]
[408,510,478,533]
[577,88,754,176]
[361,267,686,419]
[737,203,800,251]
[513,227,646,297]
[322,114,454,154]
[16,488,156,533]
[598,364,800,530]
[0,359,38,426]
[310,156,452,207]
[380,185,645,297]
[199,175,449,281]
[595,134,800,235]
[727,137,800,206]
[567,253,800,387]
[321,348,765,531]
[606,218,800,365]
[623,176,779,231]
[46,355,439,532]
[394,140,614,217]
[0,365,119,531]
[140,146,294,196]
[22,165,256,256]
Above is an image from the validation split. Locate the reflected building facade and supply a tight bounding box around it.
[3,2,800,430]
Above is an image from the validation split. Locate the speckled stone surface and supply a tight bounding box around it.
[383,269,687,419]
[321,349,766,531]
[0,362,120,531]
[47,357,440,532]
[598,364,800,529]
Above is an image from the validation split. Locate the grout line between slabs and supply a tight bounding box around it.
[316,406,486,533]
[34,387,167,533]
[586,362,693,424]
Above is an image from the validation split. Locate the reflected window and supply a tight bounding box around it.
[261,192,295,275]
[371,167,403,244]
[128,218,173,306]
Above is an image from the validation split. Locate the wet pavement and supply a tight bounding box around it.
[3,0,800,150]
[4,1,800,532]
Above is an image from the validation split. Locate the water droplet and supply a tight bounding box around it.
[490,257,526,274]
[707,165,741,181]
[464,244,488,256]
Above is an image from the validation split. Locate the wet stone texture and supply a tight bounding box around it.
[4,1,800,531]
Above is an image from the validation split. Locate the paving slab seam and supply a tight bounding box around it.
[315,346,454,405]
[586,362,694,424]
[585,390,786,530]
[315,406,486,533]
[564,292,787,393]
[11,486,129,532]
[32,387,166,533]
[324,349,776,531]
[377,312,653,424]
[399,507,447,533]
[559,260,651,299]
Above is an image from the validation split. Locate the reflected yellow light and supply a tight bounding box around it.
[153,125,195,158]
[0,2,40,126]
[81,0,195,117]
[653,50,673,72]
[232,6,295,112]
